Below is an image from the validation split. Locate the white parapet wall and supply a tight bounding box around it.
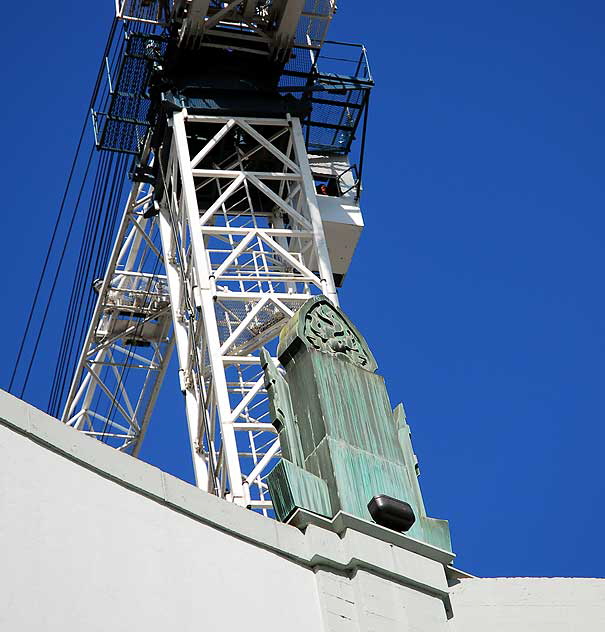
[0,389,602,631]
[0,390,454,631]
[449,577,605,632]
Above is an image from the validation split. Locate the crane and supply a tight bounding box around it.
[59,0,373,511]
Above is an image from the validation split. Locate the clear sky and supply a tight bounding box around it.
[1,1,604,578]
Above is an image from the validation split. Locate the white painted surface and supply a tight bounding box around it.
[0,390,602,631]
[318,196,364,278]
[307,153,364,280]
[449,577,605,632]
[0,390,452,631]
[0,422,322,632]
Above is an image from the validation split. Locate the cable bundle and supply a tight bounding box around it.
[8,18,132,419]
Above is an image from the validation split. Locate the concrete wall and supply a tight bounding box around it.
[0,407,322,631]
[0,390,602,631]
[449,578,605,632]
[0,391,452,631]
[315,568,451,631]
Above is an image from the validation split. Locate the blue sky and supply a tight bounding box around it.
[1,1,604,578]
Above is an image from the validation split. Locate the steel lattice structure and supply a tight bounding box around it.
[60,0,372,512]
[64,112,337,506]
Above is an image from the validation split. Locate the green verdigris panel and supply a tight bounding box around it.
[391,402,452,552]
[277,348,326,461]
[259,349,304,467]
[267,459,332,522]
[264,295,452,553]
[308,353,403,463]
[327,438,413,520]
[328,436,450,550]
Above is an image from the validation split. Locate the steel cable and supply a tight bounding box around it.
[48,151,111,413]
[50,153,130,416]
[9,17,120,396]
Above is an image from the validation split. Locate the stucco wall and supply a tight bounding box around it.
[449,577,605,632]
[0,390,452,632]
[0,417,324,631]
[0,390,602,632]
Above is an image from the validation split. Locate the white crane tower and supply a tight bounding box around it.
[61,0,373,511]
